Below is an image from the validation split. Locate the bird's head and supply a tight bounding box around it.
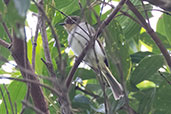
[60,16,80,33]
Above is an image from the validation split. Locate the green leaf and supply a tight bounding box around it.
[72,94,90,110]
[75,68,96,80]
[0,0,5,13]
[130,55,164,86]
[13,0,30,17]
[116,0,143,40]
[27,36,44,75]
[134,88,156,114]
[140,32,171,53]
[157,14,171,45]
[0,37,10,67]
[3,0,26,26]
[152,81,171,114]
[0,80,27,114]
[29,2,38,13]
[130,51,154,63]
[104,20,131,80]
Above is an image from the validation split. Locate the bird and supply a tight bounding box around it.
[60,16,124,100]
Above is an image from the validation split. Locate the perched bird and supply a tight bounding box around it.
[60,16,124,100]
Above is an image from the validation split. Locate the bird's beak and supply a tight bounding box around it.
[58,23,66,26]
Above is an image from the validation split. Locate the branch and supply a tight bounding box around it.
[11,30,49,114]
[32,0,62,66]
[0,38,10,49]
[14,102,17,114]
[158,71,171,85]
[126,0,171,69]
[22,100,46,114]
[3,84,14,114]
[0,86,9,114]
[0,76,61,96]
[2,22,13,42]
[95,0,128,37]
[38,0,56,79]
[32,19,40,70]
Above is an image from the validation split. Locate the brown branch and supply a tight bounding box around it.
[0,86,9,114]
[22,100,46,114]
[11,30,49,114]
[32,19,40,70]
[3,84,14,114]
[0,38,10,49]
[126,0,171,69]
[14,102,17,114]
[2,22,13,42]
[32,0,62,67]
[41,58,56,78]
[0,76,61,96]
[38,0,56,78]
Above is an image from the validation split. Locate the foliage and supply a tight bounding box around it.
[0,0,171,114]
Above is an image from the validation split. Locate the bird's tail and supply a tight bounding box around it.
[101,65,124,100]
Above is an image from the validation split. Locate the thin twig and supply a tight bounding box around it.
[32,0,62,66]
[100,0,105,18]
[3,84,14,114]
[32,18,40,70]
[140,0,150,24]
[14,102,17,114]
[0,86,9,114]
[2,22,12,42]
[95,0,128,37]
[38,0,56,79]
[22,100,46,114]
[97,0,142,26]
[126,0,171,69]
[0,38,11,49]
[41,58,56,79]
[21,87,31,114]
[0,76,61,96]
[158,71,171,85]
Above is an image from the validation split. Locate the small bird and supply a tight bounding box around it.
[60,16,124,100]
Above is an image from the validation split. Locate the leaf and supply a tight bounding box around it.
[130,51,154,63]
[116,0,150,41]
[130,55,164,86]
[0,0,5,13]
[3,0,26,26]
[0,37,10,67]
[133,88,156,114]
[75,68,96,80]
[152,81,171,114]
[13,0,30,17]
[140,32,171,53]
[104,20,131,80]
[27,36,44,75]
[0,80,27,114]
[29,2,38,13]
[72,94,90,110]
[157,14,171,45]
